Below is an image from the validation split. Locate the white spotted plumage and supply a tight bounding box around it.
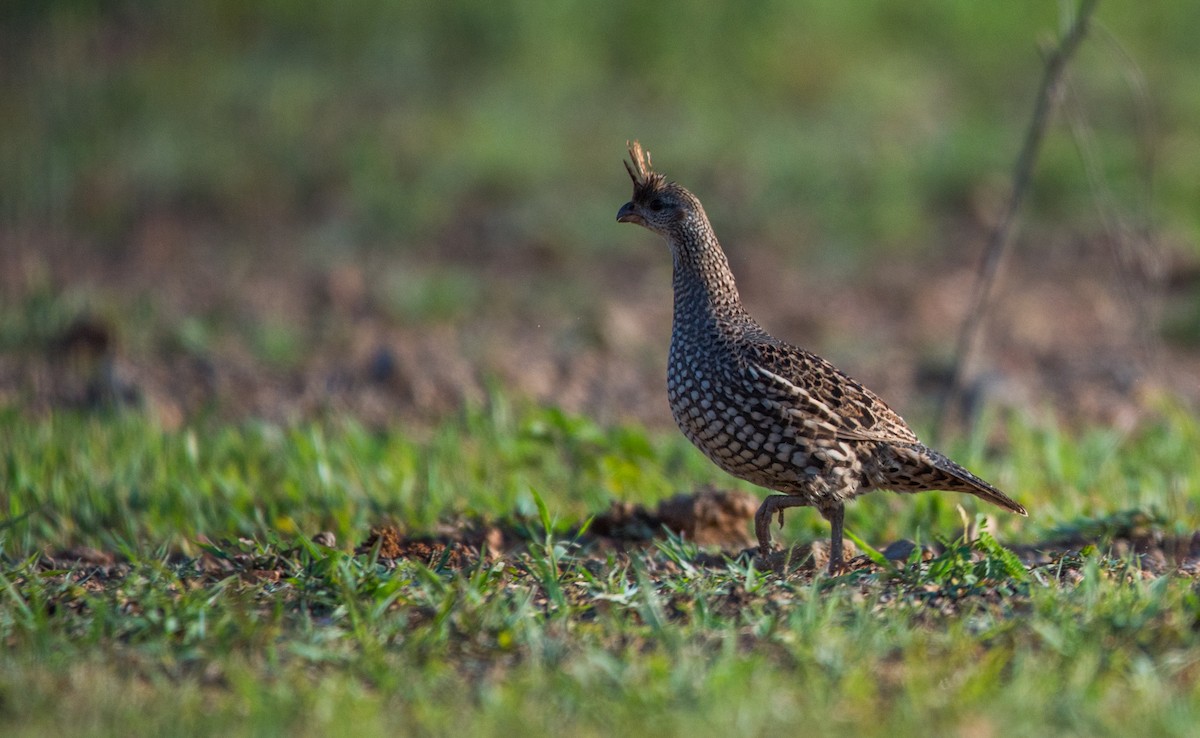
[618,141,1027,573]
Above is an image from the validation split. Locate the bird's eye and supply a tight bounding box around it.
[648,198,665,212]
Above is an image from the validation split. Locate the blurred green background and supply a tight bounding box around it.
[4,1,1196,257]
[1,0,1197,423]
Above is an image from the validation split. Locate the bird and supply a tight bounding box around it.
[615,141,1027,574]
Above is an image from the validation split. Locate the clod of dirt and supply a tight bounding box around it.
[45,546,119,567]
[590,487,758,547]
[356,523,507,568]
[655,488,758,546]
[588,501,659,541]
[359,526,405,558]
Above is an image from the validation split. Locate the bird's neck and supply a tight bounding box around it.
[668,222,751,330]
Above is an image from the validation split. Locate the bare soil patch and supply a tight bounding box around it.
[3,220,1198,431]
[37,490,1200,585]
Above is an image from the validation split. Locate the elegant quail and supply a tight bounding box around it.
[616,141,1026,573]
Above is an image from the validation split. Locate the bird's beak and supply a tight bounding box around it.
[616,201,642,224]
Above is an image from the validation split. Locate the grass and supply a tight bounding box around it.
[3,2,1200,734]
[5,398,1198,555]
[3,399,1200,736]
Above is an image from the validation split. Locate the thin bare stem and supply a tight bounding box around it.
[936,0,1101,436]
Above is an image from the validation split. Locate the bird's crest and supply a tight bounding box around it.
[624,140,667,199]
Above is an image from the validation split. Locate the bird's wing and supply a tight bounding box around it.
[742,343,919,445]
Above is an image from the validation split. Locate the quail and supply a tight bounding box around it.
[616,141,1026,573]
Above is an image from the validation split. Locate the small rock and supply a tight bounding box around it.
[883,540,917,561]
[312,531,337,548]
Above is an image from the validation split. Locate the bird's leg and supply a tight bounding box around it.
[820,502,847,575]
[753,498,776,558]
[754,495,808,559]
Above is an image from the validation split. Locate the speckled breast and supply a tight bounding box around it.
[667,340,866,502]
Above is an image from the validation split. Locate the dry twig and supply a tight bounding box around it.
[937,0,1101,434]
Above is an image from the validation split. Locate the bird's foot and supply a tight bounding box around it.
[755,495,809,564]
[825,556,849,577]
[757,544,774,563]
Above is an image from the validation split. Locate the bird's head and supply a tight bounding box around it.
[616,141,704,237]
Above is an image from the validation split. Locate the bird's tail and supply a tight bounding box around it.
[918,446,1028,516]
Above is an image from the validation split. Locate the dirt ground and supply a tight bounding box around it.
[3,213,1198,434]
[40,487,1200,586]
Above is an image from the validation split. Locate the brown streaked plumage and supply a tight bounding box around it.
[616,141,1026,573]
